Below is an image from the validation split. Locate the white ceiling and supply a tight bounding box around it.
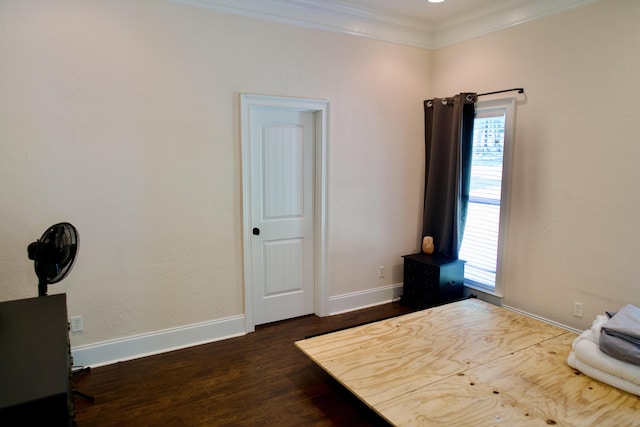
[170,0,599,49]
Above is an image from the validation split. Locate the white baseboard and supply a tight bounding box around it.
[71,290,582,369]
[71,285,405,368]
[71,314,246,368]
[328,283,404,315]
[502,304,582,334]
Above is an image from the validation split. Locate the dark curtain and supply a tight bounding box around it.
[422,93,476,258]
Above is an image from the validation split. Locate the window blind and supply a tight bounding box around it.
[459,113,505,288]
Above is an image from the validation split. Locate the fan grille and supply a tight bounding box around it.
[29,223,79,296]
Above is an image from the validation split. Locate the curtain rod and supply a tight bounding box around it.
[424,88,524,104]
[477,88,524,97]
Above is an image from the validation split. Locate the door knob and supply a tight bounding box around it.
[252,227,260,236]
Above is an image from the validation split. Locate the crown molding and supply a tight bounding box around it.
[168,0,435,48]
[165,0,599,50]
[433,0,600,48]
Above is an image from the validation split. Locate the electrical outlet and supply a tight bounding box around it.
[378,266,385,278]
[70,316,83,332]
[573,302,583,318]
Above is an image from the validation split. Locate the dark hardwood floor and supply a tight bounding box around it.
[72,301,416,426]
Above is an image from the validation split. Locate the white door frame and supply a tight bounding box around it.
[240,94,329,333]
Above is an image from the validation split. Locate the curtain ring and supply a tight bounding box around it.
[466,94,475,102]
[426,100,433,108]
[441,99,448,106]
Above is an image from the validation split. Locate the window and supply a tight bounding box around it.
[459,98,515,295]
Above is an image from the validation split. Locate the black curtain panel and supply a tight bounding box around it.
[422,93,476,258]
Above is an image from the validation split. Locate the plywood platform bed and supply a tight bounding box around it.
[295,299,639,426]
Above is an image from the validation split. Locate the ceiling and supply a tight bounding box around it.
[171,0,598,49]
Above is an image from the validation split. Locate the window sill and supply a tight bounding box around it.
[464,281,504,301]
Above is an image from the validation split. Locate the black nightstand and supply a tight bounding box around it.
[401,253,465,309]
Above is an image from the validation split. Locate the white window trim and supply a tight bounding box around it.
[464,97,517,298]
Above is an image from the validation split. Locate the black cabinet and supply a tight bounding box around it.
[0,294,72,426]
[401,253,465,309]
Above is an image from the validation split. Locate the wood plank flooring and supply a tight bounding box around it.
[72,302,415,427]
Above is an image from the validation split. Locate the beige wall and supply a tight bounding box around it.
[433,0,640,329]
[0,0,430,346]
[2,0,638,351]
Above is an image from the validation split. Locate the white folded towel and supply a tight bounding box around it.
[573,334,640,386]
[589,314,609,345]
[567,351,640,396]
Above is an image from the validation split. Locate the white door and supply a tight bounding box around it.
[249,108,315,325]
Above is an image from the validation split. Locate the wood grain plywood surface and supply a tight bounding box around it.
[295,299,640,426]
[296,299,565,406]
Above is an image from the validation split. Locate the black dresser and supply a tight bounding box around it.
[401,253,465,309]
[0,294,72,426]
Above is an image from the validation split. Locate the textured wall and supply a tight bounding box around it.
[432,0,640,329]
[0,0,431,346]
